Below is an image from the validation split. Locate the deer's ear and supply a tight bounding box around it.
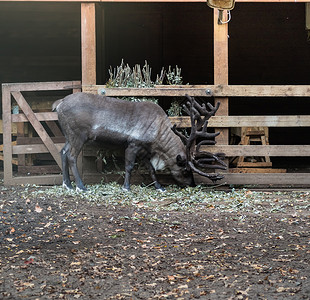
[176,155,186,167]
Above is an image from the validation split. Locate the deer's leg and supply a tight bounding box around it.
[144,159,165,192]
[123,143,141,191]
[66,138,87,192]
[61,142,73,190]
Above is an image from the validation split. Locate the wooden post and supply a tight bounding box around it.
[2,85,13,184]
[214,9,229,146]
[81,3,96,85]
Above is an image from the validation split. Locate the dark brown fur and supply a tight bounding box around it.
[53,92,194,191]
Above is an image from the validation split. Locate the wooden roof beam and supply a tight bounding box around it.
[0,1,310,3]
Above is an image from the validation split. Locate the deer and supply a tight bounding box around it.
[52,92,226,192]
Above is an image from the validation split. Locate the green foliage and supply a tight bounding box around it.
[106,60,184,112]
[167,100,183,117]
[166,65,183,85]
[106,60,164,89]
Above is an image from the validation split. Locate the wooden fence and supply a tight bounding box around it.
[83,84,310,186]
[1,82,310,186]
[2,81,81,185]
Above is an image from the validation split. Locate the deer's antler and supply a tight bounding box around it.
[174,94,227,183]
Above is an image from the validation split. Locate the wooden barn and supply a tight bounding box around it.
[1,0,310,187]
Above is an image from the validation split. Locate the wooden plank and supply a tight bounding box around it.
[16,122,26,167]
[195,173,310,186]
[170,115,310,127]
[83,85,214,96]
[17,165,61,175]
[11,91,62,168]
[45,121,63,137]
[83,85,310,97]
[0,0,301,2]
[214,8,229,146]
[2,85,13,184]
[7,172,310,188]
[236,0,310,2]
[7,175,63,186]
[212,85,310,97]
[230,168,287,173]
[307,3,310,30]
[15,137,65,145]
[81,3,96,85]
[12,112,58,122]
[13,143,64,155]
[204,145,310,156]
[237,162,273,167]
[2,81,81,92]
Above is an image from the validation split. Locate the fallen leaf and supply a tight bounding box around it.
[277,287,287,293]
[35,204,43,213]
[178,284,188,289]
[22,282,34,288]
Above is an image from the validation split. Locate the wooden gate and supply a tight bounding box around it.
[2,81,81,185]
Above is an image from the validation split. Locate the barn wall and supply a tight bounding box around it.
[230,3,310,85]
[1,2,308,92]
[100,3,214,85]
[100,2,310,85]
[0,2,81,89]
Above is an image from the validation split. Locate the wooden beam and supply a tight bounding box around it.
[230,168,287,173]
[196,173,310,186]
[205,145,310,157]
[2,81,81,92]
[170,115,310,127]
[81,3,96,85]
[2,85,13,184]
[83,85,310,97]
[13,143,64,155]
[306,3,310,30]
[12,112,58,122]
[6,175,63,186]
[1,1,309,3]
[211,85,310,97]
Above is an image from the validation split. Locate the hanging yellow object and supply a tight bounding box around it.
[207,0,235,10]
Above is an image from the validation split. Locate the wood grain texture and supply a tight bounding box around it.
[81,3,96,85]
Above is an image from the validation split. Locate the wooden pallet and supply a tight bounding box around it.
[235,127,286,173]
[237,127,272,168]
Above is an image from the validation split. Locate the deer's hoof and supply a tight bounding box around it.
[76,186,87,192]
[63,182,73,190]
[156,187,166,193]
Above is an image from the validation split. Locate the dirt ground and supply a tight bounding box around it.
[0,179,309,299]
